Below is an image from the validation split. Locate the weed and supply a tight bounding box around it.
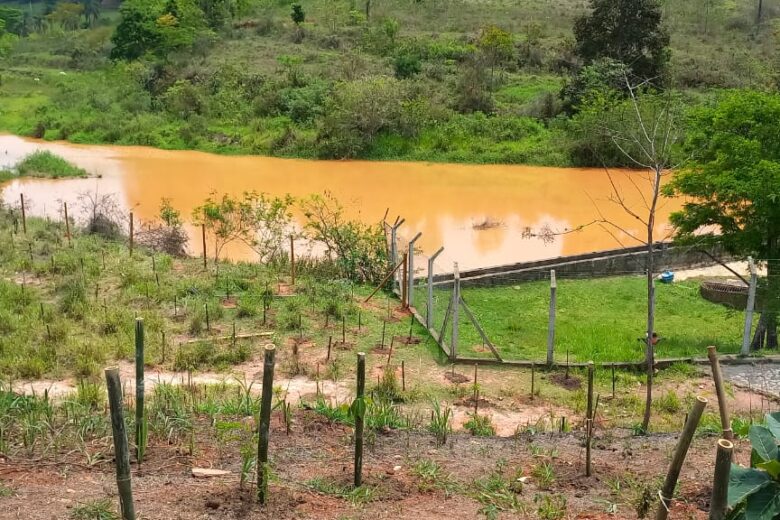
[428,400,452,447]
[653,390,681,414]
[307,477,378,505]
[464,413,496,436]
[69,499,118,520]
[534,493,567,520]
[532,462,556,490]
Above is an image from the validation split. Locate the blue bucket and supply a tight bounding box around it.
[660,271,674,284]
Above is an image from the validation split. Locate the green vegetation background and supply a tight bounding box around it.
[1,0,779,165]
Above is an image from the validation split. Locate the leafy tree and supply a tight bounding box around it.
[664,90,780,349]
[561,57,628,115]
[200,0,230,30]
[393,47,421,79]
[110,0,162,60]
[573,0,670,84]
[46,2,84,31]
[477,25,513,86]
[0,6,25,35]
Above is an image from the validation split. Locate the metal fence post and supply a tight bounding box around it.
[407,232,422,308]
[547,269,557,366]
[427,247,445,330]
[741,257,757,356]
[451,262,460,361]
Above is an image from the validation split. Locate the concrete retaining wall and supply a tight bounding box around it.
[432,243,730,288]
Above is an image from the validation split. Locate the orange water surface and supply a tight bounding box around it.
[0,135,681,270]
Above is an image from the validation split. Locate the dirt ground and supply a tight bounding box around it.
[0,406,747,520]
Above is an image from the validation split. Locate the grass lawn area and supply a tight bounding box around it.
[430,276,747,363]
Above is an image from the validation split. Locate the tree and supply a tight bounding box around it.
[664,90,780,350]
[290,3,304,25]
[46,2,84,31]
[477,25,513,87]
[577,79,684,432]
[573,0,670,84]
[110,0,161,60]
[81,0,100,27]
[0,6,25,35]
[193,192,294,264]
[454,52,494,114]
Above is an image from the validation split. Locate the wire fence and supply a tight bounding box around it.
[383,216,779,366]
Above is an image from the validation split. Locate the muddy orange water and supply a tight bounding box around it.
[0,135,681,270]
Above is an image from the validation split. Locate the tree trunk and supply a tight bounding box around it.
[766,255,779,349]
[641,167,661,433]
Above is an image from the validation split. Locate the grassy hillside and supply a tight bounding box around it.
[0,0,778,164]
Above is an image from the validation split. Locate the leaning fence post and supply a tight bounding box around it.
[354,352,366,487]
[547,269,557,366]
[427,247,444,330]
[741,257,757,356]
[709,439,733,520]
[20,193,27,235]
[134,318,145,464]
[655,396,708,520]
[257,344,276,504]
[707,346,733,440]
[64,202,72,246]
[407,232,422,308]
[451,263,460,361]
[105,368,136,520]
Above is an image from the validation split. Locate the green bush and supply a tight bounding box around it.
[15,151,87,178]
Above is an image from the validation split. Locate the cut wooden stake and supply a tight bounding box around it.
[105,368,136,520]
[709,439,733,520]
[354,352,366,487]
[655,396,708,520]
[134,319,145,465]
[201,224,207,269]
[707,346,733,440]
[585,361,594,477]
[327,336,332,361]
[129,212,134,257]
[401,360,406,391]
[257,345,276,504]
[290,235,296,286]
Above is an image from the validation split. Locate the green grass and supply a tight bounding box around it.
[9,151,88,179]
[451,276,745,362]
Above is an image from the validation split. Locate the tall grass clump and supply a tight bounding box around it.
[16,151,87,179]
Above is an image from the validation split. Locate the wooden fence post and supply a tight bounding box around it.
[105,368,136,520]
[64,202,71,246]
[20,193,26,235]
[585,361,594,477]
[547,270,557,366]
[257,345,276,504]
[709,439,733,520]
[655,396,708,520]
[134,318,145,464]
[741,257,757,356]
[128,212,134,257]
[407,233,422,308]
[354,352,366,487]
[290,235,295,286]
[707,346,733,440]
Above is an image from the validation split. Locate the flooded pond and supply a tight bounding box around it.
[0,134,680,269]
